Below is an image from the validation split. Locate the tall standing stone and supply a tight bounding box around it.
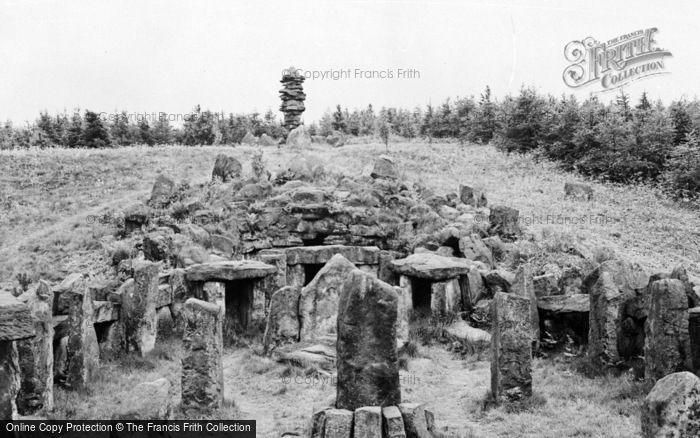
[66,275,99,390]
[181,298,224,412]
[0,341,20,419]
[262,286,301,355]
[123,260,159,355]
[588,271,623,367]
[279,67,306,131]
[491,292,532,402]
[17,281,54,414]
[336,270,400,410]
[644,279,692,382]
[512,264,540,349]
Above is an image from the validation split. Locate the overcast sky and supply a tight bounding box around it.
[0,0,698,125]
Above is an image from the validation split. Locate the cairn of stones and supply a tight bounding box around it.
[279,67,306,131]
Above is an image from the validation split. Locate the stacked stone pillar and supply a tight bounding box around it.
[181,298,224,412]
[279,67,306,131]
[644,279,692,382]
[491,292,532,402]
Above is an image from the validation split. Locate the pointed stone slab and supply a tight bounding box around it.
[0,292,34,341]
[390,253,473,281]
[185,260,276,282]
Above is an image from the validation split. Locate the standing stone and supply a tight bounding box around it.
[395,286,410,345]
[286,125,312,148]
[122,261,159,355]
[17,281,54,414]
[336,270,400,410]
[644,279,692,382]
[371,156,399,180]
[299,255,357,341]
[169,269,189,335]
[488,205,519,237]
[383,406,407,438]
[512,264,540,349]
[588,271,623,367]
[690,308,700,374]
[459,266,487,311]
[379,251,399,285]
[99,320,125,360]
[354,406,382,438]
[641,372,700,438]
[0,341,20,419]
[148,174,175,208]
[262,286,301,354]
[181,298,224,411]
[212,154,242,182]
[398,403,432,438]
[491,292,532,402]
[254,250,288,320]
[430,279,461,316]
[66,276,99,390]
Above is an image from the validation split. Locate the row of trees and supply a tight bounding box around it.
[0,106,285,149]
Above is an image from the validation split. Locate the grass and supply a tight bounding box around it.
[3,140,697,435]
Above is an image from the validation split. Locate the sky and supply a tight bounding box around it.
[0,0,698,125]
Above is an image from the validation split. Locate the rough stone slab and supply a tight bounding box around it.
[588,271,623,367]
[262,286,301,354]
[382,406,407,438]
[93,300,120,323]
[17,282,54,414]
[430,279,461,316]
[66,280,99,390]
[323,408,353,437]
[337,270,400,410]
[181,298,223,412]
[285,245,380,266]
[398,403,432,438]
[459,266,487,311]
[537,294,589,313]
[491,292,532,402]
[122,261,159,356]
[354,406,382,438]
[390,253,473,281]
[254,250,288,321]
[0,341,20,419]
[0,292,35,341]
[644,279,692,382]
[185,260,276,282]
[641,372,700,438]
[299,254,357,341]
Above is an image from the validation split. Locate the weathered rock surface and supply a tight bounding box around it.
[0,292,34,341]
[491,292,532,402]
[391,253,472,281]
[354,406,383,438]
[16,282,54,414]
[644,279,692,382]
[212,154,243,182]
[371,156,399,180]
[300,255,357,341]
[65,276,99,390]
[459,185,487,208]
[122,261,159,356]
[641,372,700,438]
[285,245,380,266]
[459,234,494,268]
[489,205,519,237]
[512,264,539,348]
[185,260,276,282]
[588,271,622,367]
[0,341,20,419]
[286,125,312,148]
[181,298,224,411]
[430,279,461,316]
[148,174,175,207]
[336,270,400,410]
[114,377,173,420]
[537,294,589,313]
[262,286,301,354]
[399,403,432,438]
[382,406,407,438]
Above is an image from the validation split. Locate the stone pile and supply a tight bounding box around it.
[279,67,306,131]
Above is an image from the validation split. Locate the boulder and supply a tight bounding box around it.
[326,132,346,147]
[114,378,173,420]
[286,125,312,148]
[181,298,224,412]
[644,279,692,382]
[564,182,593,200]
[533,274,559,298]
[299,255,357,341]
[491,292,532,402]
[641,372,700,438]
[143,230,173,262]
[483,269,514,294]
[458,185,487,208]
[262,286,301,354]
[241,131,256,145]
[259,133,278,146]
[176,244,210,268]
[390,253,472,281]
[336,270,400,410]
[382,406,407,438]
[458,234,494,268]
[444,320,491,346]
[488,205,519,237]
[371,156,399,180]
[147,174,175,208]
[212,154,243,182]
